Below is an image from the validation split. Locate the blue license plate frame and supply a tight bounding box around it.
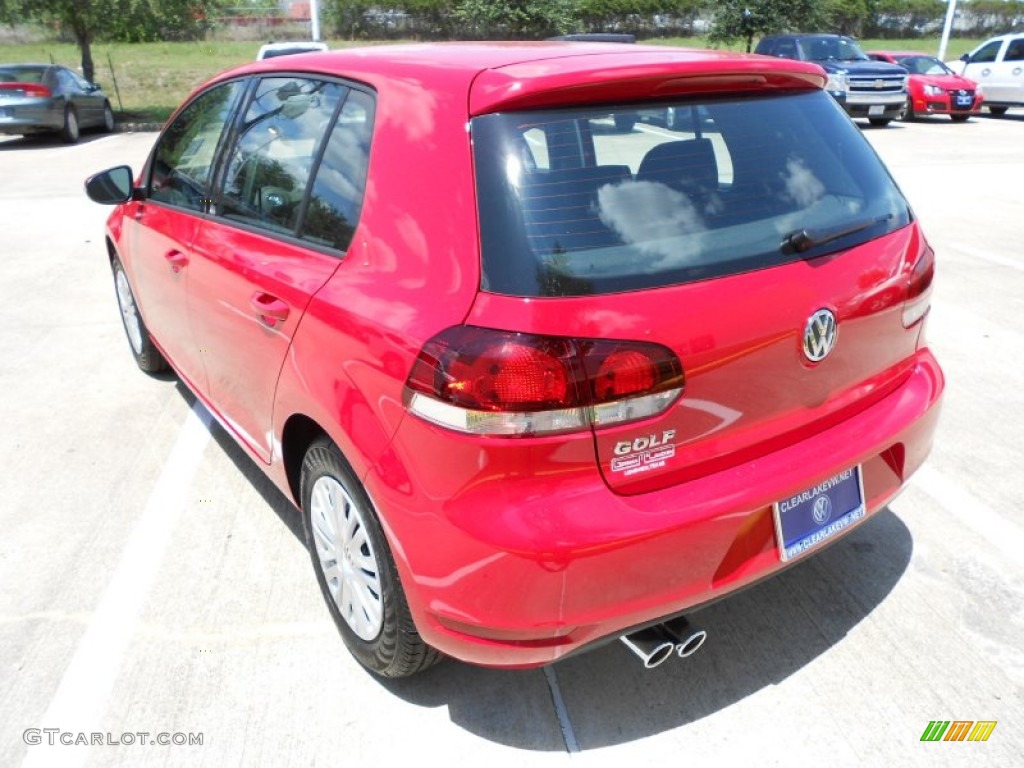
[773,466,867,562]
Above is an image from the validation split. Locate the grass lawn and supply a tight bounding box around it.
[2,36,987,124]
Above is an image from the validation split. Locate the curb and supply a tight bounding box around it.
[114,122,164,133]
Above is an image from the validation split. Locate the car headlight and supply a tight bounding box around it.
[825,73,849,94]
[923,84,944,97]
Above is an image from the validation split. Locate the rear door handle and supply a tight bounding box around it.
[165,250,189,273]
[250,292,290,327]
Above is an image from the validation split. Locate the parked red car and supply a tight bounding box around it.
[86,43,943,677]
[868,51,983,121]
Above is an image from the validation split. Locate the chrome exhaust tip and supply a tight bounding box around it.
[663,616,707,658]
[619,626,678,669]
[620,617,708,668]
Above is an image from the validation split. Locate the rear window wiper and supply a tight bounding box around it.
[780,216,887,255]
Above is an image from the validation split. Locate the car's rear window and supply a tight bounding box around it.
[473,90,911,297]
[0,66,45,84]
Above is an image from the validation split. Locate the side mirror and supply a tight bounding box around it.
[85,165,134,205]
[87,83,102,92]
[960,53,970,62]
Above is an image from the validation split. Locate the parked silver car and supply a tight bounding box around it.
[0,64,115,143]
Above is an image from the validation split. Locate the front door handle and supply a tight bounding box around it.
[250,292,290,327]
[165,250,188,273]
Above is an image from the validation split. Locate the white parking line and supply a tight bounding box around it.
[20,402,212,768]
[912,464,1024,569]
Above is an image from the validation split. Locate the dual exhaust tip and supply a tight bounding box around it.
[619,616,707,669]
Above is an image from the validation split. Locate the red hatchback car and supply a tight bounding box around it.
[868,50,984,121]
[86,43,943,678]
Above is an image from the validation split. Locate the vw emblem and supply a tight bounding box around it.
[813,496,832,525]
[803,309,837,362]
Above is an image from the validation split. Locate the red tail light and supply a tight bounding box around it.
[405,326,684,436]
[902,236,935,328]
[0,82,52,98]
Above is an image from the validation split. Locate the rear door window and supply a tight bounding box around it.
[218,77,347,235]
[473,90,911,297]
[300,89,375,251]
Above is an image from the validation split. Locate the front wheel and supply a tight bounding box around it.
[988,106,1008,116]
[950,114,970,123]
[613,114,636,132]
[900,104,916,122]
[868,117,892,127]
[101,101,115,133]
[111,256,168,373]
[300,437,441,678]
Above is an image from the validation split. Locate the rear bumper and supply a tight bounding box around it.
[375,348,943,667]
[0,106,62,134]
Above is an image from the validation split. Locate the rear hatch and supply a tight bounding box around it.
[464,67,932,494]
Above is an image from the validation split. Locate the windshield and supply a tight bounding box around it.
[897,55,954,76]
[473,90,910,297]
[803,36,869,62]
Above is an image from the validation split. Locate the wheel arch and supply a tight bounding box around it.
[281,412,329,506]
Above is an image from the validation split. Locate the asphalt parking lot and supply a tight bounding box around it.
[1,112,1022,767]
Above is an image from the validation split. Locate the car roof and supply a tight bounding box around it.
[210,42,826,116]
[762,33,845,40]
[0,63,52,71]
[868,51,932,59]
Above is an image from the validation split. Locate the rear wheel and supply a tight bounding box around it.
[111,256,168,373]
[300,437,441,678]
[61,106,79,143]
[988,106,1008,116]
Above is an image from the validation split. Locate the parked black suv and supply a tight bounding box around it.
[755,34,908,126]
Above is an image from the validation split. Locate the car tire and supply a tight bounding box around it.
[300,437,442,678]
[665,107,681,131]
[101,101,116,133]
[900,104,915,122]
[987,106,1008,116]
[868,117,892,127]
[614,114,637,132]
[111,256,169,373]
[61,105,80,143]
[950,114,970,123]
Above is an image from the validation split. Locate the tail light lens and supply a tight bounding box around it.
[0,83,52,99]
[405,326,684,436]
[902,236,935,328]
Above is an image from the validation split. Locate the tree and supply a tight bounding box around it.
[0,1,221,83]
[454,0,578,39]
[706,0,833,47]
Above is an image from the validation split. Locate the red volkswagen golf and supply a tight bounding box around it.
[86,43,943,677]
[868,50,984,121]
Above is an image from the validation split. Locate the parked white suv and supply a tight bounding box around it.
[947,33,1024,115]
